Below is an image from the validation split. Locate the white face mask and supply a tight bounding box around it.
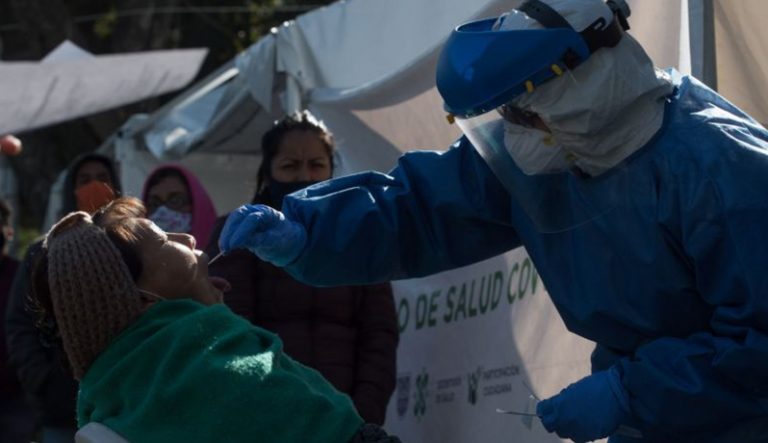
[509,36,673,176]
[503,123,573,175]
[149,205,192,234]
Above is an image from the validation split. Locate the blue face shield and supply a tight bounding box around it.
[436,0,630,117]
[437,23,590,118]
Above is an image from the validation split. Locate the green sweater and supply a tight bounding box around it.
[77,300,363,443]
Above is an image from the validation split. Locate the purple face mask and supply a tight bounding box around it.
[149,205,192,234]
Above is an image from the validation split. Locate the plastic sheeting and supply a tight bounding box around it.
[0,45,207,134]
[96,0,768,220]
[130,0,703,173]
[296,0,513,109]
[114,0,525,206]
[112,0,768,165]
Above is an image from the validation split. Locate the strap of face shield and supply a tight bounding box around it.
[518,0,631,58]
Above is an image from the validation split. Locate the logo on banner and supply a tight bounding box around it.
[467,366,483,405]
[414,368,429,419]
[396,373,411,418]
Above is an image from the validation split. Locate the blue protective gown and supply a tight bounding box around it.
[281,73,768,442]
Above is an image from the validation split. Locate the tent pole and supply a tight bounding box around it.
[689,0,718,90]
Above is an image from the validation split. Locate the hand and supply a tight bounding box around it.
[536,367,631,443]
[218,204,307,266]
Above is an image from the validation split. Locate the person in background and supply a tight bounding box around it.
[33,197,400,443]
[218,1,768,441]
[205,111,398,425]
[0,198,36,443]
[142,164,217,248]
[61,153,119,217]
[5,152,121,443]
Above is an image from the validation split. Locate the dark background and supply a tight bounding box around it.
[0,0,335,244]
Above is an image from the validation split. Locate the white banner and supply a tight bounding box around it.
[385,247,599,443]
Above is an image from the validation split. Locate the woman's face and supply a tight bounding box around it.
[146,175,192,215]
[132,219,228,305]
[269,130,332,184]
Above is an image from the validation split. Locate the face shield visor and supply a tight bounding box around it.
[455,107,628,234]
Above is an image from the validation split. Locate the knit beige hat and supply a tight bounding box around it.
[45,211,143,379]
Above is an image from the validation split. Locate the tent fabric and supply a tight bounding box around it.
[134,0,518,157]
[41,40,94,63]
[123,0,699,170]
[0,48,207,135]
[143,66,238,158]
[235,35,277,111]
[626,0,687,74]
[101,0,767,217]
[107,0,529,210]
[290,0,514,110]
[713,0,768,125]
[289,0,510,91]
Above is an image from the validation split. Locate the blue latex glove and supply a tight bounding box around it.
[537,367,632,443]
[218,204,307,267]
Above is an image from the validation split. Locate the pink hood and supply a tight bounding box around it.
[142,164,217,247]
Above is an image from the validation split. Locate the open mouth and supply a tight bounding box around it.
[208,276,232,293]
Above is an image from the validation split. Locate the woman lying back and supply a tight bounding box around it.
[35,197,400,443]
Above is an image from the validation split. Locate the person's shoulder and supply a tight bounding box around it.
[395,136,481,170]
[659,76,768,162]
[673,75,764,132]
[403,136,472,156]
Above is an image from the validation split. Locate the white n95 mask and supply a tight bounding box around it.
[503,123,572,175]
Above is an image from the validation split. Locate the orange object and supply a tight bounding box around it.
[75,181,116,213]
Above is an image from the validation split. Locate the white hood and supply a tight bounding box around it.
[498,0,674,175]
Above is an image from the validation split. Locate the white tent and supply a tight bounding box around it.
[0,41,208,135]
[0,40,208,234]
[92,1,768,442]
[101,0,768,212]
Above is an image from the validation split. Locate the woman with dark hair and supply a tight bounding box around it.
[142,164,217,248]
[33,197,400,443]
[205,111,398,425]
[255,110,336,205]
[61,153,121,217]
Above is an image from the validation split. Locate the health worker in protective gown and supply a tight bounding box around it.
[218,1,768,442]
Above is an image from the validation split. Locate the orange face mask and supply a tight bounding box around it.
[75,181,116,214]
